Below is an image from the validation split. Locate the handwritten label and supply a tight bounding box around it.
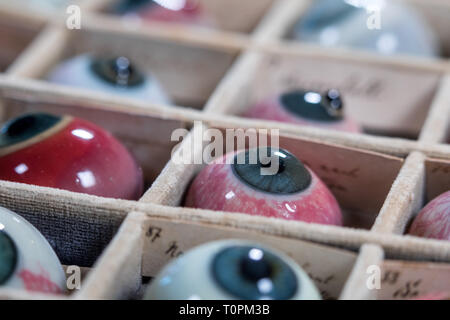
[430,165,450,174]
[146,226,163,243]
[301,262,336,300]
[265,56,385,99]
[381,270,423,299]
[379,263,450,300]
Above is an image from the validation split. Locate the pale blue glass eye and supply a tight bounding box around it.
[293,0,440,57]
[47,54,172,105]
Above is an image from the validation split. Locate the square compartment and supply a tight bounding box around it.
[22,26,238,110]
[402,157,450,238]
[78,211,359,300]
[0,199,125,299]
[146,123,404,230]
[0,80,187,199]
[215,50,442,140]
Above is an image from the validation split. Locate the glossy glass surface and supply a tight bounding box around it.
[292,0,440,57]
[47,54,171,105]
[0,206,66,293]
[409,191,450,241]
[114,0,215,26]
[0,113,144,200]
[185,148,342,225]
[144,240,322,300]
[244,89,361,133]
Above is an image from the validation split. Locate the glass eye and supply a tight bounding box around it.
[0,230,18,285]
[281,90,344,122]
[144,240,321,300]
[212,245,298,300]
[91,56,145,87]
[292,0,440,57]
[232,147,312,194]
[47,54,171,104]
[0,206,66,293]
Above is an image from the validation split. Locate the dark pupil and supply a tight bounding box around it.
[0,113,61,148]
[240,251,273,281]
[212,246,298,300]
[91,57,145,87]
[115,0,196,13]
[0,230,18,285]
[281,90,343,122]
[6,115,35,137]
[232,147,311,194]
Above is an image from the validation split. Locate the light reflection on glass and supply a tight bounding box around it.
[257,278,274,294]
[273,151,287,159]
[72,129,94,140]
[285,203,297,213]
[14,163,29,175]
[153,0,187,11]
[304,92,322,104]
[77,170,96,188]
[225,191,235,200]
[376,33,399,55]
[319,27,340,46]
[248,248,264,261]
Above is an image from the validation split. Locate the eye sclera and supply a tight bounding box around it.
[0,230,18,285]
[90,56,146,87]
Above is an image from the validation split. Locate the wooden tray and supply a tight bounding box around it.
[0,0,449,300]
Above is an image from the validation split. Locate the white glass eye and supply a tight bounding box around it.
[293,0,440,57]
[47,54,172,105]
[0,206,66,294]
[144,240,321,300]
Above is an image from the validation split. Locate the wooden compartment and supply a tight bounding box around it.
[0,196,124,300]
[0,78,187,192]
[8,23,239,110]
[121,211,358,300]
[424,157,450,203]
[389,156,450,238]
[144,122,404,230]
[0,11,42,72]
[204,48,443,139]
[341,244,450,300]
